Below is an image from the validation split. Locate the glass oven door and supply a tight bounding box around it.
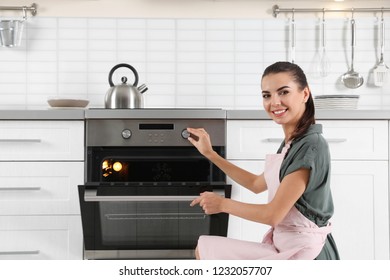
[78,183,231,259]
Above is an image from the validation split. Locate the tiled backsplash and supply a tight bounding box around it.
[0,16,389,110]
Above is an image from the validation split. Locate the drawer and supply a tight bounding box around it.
[319,120,388,160]
[227,120,282,160]
[0,215,82,260]
[0,162,84,215]
[227,120,388,160]
[0,121,84,161]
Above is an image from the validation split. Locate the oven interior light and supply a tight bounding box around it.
[113,161,123,172]
[102,159,112,177]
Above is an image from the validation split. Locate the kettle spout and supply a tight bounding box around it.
[137,84,148,94]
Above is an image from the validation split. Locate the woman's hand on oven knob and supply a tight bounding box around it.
[181,129,191,139]
[121,129,132,139]
[186,127,214,158]
[190,191,225,215]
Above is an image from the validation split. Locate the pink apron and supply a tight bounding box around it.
[197,142,332,260]
[261,141,332,259]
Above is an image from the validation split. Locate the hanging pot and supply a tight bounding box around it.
[104,63,148,109]
[0,20,24,47]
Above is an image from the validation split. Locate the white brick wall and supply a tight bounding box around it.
[0,16,389,110]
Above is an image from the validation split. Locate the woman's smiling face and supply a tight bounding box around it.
[261,72,310,129]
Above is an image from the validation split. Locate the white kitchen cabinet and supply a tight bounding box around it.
[226,119,390,260]
[227,161,270,242]
[331,161,389,260]
[319,120,388,160]
[227,121,280,243]
[227,120,281,160]
[0,162,83,215]
[227,120,389,160]
[0,121,84,260]
[0,121,84,161]
[0,216,82,260]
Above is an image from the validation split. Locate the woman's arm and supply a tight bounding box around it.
[191,168,309,227]
[187,127,266,194]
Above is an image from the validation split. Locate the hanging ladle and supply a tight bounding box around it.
[342,12,364,88]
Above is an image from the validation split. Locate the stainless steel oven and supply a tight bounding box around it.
[78,109,231,259]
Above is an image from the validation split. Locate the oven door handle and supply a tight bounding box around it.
[84,189,224,202]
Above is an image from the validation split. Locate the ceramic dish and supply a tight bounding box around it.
[47,98,89,108]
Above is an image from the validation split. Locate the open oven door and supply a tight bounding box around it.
[78,183,231,259]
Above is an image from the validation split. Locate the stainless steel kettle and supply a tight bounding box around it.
[104,63,148,109]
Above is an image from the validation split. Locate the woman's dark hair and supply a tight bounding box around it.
[262,61,315,141]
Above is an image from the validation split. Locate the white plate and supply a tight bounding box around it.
[315,94,359,99]
[314,96,359,110]
[47,98,89,108]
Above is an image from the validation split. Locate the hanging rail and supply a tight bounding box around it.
[272,5,390,18]
[0,3,37,17]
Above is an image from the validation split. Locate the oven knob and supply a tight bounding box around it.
[121,129,132,139]
[181,129,191,139]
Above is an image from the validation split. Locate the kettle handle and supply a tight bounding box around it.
[108,63,139,87]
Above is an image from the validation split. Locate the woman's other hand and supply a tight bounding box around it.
[190,191,225,215]
[186,127,214,158]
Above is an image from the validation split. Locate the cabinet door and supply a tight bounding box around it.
[0,162,84,215]
[331,161,389,260]
[0,216,82,260]
[228,161,389,260]
[227,161,270,242]
[0,121,84,161]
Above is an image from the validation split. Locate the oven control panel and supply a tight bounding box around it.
[87,119,225,147]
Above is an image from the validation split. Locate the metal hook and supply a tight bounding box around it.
[22,7,27,20]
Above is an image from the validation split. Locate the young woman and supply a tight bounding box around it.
[187,61,339,260]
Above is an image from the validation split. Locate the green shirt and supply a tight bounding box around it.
[277,124,340,260]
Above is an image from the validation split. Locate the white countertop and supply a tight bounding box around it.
[0,109,389,120]
[227,110,390,120]
[0,109,85,120]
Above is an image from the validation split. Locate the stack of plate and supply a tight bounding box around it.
[314,95,359,110]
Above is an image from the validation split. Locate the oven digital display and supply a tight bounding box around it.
[139,123,174,130]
